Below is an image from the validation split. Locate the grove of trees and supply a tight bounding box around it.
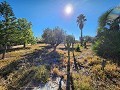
[0,1,35,59]
[83,36,94,43]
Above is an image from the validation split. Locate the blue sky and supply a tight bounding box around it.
[1,0,120,40]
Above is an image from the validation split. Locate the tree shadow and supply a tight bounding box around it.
[0,47,31,54]
[59,47,82,53]
[39,45,52,49]
[58,47,75,51]
[0,45,62,79]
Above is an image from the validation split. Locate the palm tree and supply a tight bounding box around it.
[97,7,120,34]
[77,14,87,46]
[98,9,113,33]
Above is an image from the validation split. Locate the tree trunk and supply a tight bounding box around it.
[53,46,57,52]
[66,48,70,90]
[2,44,7,59]
[81,29,83,46]
[23,42,26,48]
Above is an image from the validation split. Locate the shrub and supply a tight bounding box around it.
[73,73,93,90]
[92,30,120,65]
[88,57,101,66]
[91,65,106,80]
[75,44,81,52]
[92,7,120,65]
[34,65,49,83]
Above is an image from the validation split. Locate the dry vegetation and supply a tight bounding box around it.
[0,44,47,90]
[0,44,46,68]
[57,43,120,90]
[0,43,120,90]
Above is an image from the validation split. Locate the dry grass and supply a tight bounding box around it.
[0,44,46,68]
[52,67,60,75]
[0,44,47,89]
[1,43,119,89]
[73,73,93,90]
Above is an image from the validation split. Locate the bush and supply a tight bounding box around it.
[73,73,93,90]
[92,30,120,65]
[34,65,50,83]
[92,7,120,65]
[75,44,81,52]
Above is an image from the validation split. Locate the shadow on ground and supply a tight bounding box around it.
[0,45,62,79]
[0,47,31,55]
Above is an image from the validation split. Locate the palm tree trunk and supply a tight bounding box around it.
[81,29,83,46]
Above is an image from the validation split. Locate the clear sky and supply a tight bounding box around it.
[1,0,120,40]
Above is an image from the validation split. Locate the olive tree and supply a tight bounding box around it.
[42,27,65,51]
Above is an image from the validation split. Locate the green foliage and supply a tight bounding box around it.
[64,35,75,50]
[0,1,16,45]
[0,1,17,59]
[83,36,94,43]
[98,9,113,30]
[65,35,75,44]
[75,44,80,52]
[93,30,120,57]
[0,1,35,59]
[31,36,37,45]
[42,27,65,50]
[77,14,87,30]
[93,7,120,65]
[34,65,50,83]
[16,18,34,47]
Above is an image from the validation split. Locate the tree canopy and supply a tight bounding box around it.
[93,7,120,65]
[0,1,35,59]
[77,14,87,46]
[42,27,65,51]
[16,18,34,47]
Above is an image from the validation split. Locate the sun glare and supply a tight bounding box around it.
[64,4,73,15]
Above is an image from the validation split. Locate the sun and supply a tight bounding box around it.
[64,4,73,15]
